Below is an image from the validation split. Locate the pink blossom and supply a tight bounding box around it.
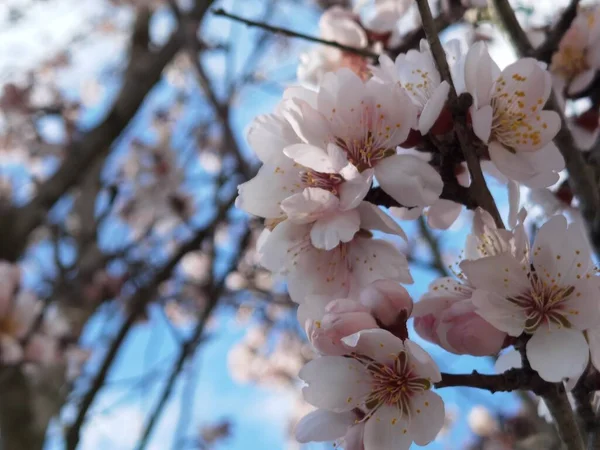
[461,215,600,382]
[298,329,444,450]
[464,42,564,188]
[359,279,413,326]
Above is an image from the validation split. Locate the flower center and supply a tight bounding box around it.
[351,351,431,422]
[403,69,437,108]
[507,273,576,333]
[551,46,589,82]
[489,75,546,151]
[334,135,395,172]
[300,170,344,194]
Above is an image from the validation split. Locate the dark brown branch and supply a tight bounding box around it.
[65,194,235,450]
[490,0,534,57]
[414,0,504,229]
[435,368,546,393]
[535,0,580,63]
[212,8,379,59]
[417,216,450,277]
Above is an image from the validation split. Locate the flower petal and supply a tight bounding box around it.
[375,154,443,207]
[494,349,522,373]
[284,143,339,173]
[300,356,372,411]
[419,81,450,134]
[470,289,527,336]
[357,202,407,240]
[280,188,339,224]
[363,405,412,450]
[527,328,589,382]
[295,409,355,443]
[342,329,405,365]
[339,167,373,210]
[311,209,361,250]
[471,105,493,144]
[426,199,462,230]
[409,391,445,445]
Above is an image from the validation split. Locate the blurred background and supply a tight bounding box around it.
[0,0,577,449]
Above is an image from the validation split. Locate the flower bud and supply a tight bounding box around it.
[359,280,413,326]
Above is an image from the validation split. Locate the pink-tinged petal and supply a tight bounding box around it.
[471,105,493,144]
[311,209,361,250]
[247,113,300,165]
[494,350,522,373]
[419,81,450,134]
[357,202,407,240]
[587,327,600,372]
[389,206,424,221]
[236,161,301,219]
[363,405,412,450]
[300,356,372,411]
[460,252,530,295]
[375,154,443,207]
[327,142,351,172]
[507,180,520,229]
[342,329,405,365]
[489,141,561,187]
[532,215,592,285]
[499,58,551,112]
[281,188,339,224]
[470,290,527,336]
[343,423,365,450]
[560,277,600,331]
[405,339,442,382]
[259,220,308,272]
[568,69,596,95]
[409,391,445,445]
[349,237,413,285]
[339,167,373,210]
[360,280,413,324]
[282,85,318,109]
[0,336,23,364]
[527,328,589,382]
[426,199,462,230]
[283,100,330,146]
[295,410,356,443]
[283,143,339,173]
[297,295,334,325]
[464,42,499,108]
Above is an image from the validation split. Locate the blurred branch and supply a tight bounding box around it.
[134,228,252,450]
[490,0,534,57]
[65,192,235,450]
[415,0,504,228]
[535,0,580,63]
[417,216,450,277]
[212,8,379,59]
[0,2,217,262]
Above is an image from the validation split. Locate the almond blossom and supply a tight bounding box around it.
[464,42,564,188]
[460,215,600,382]
[371,40,457,135]
[285,68,443,209]
[298,329,444,450]
[259,219,412,302]
[551,5,600,95]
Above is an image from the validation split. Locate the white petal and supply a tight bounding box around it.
[283,99,330,146]
[280,188,339,224]
[310,209,361,250]
[471,105,493,143]
[464,42,499,108]
[405,339,442,382]
[363,405,412,450]
[342,329,405,365]
[375,155,443,207]
[409,391,445,445]
[494,350,522,373]
[419,81,450,134]
[357,202,407,240]
[426,199,462,230]
[470,290,527,336]
[527,328,589,382]
[389,206,424,221]
[587,327,600,372]
[295,409,355,443]
[568,69,596,95]
[284,143,339,173]
[339,168,373,210]
[460,252,530,295]
[247,113,300,165]
[300,356,372,411]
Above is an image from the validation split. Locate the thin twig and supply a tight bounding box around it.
[212,8,378,59]
[417,216,450,277]
[415,0,504,229]
[490,0,533,57]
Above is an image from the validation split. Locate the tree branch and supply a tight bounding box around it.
[535,0,580,63]
[415,0,504,229]
[490,0,534,57]
[212,8,378,59]
[65,194,235,450]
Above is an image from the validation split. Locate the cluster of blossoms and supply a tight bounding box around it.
[233,6,600,443]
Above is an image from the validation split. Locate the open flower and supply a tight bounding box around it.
[460,215,600,382]
[298,329,444,450]
[259,220,412,302]
[465,42,564,188]
[551,5,600,95]
[371,40,456,135]
[285,68,443,209]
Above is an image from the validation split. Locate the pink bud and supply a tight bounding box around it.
[308,299,377,355]
[359,280,413,326]
[414,298,506,356]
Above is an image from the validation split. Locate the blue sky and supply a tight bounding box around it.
[0,1,526,448]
